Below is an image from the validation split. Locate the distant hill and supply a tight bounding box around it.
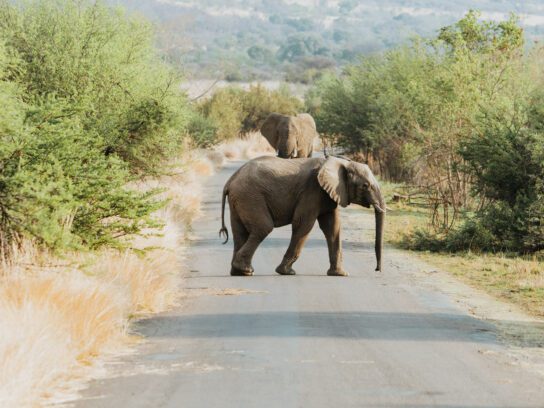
[108,0,544,81]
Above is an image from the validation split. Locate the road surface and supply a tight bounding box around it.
[75,159,544,408]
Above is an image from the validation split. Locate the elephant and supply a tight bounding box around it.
[219,155,385,276]
[260,112,318,158]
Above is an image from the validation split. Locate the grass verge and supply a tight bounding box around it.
[381,180,544,317]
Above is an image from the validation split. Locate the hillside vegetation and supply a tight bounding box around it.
[112,0,544,81]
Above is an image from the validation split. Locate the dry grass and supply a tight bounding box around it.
[89,249,180,315]
[419,252,544,317]
[0,150,215,407]
[130,152,215,238]
[0,248,184,407]
[204,150,226,169]
[0,270,130,406]
[216,132,275,161]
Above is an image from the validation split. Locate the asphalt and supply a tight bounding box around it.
[74,159,544,408]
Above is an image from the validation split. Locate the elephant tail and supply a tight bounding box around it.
[219,186,229,244]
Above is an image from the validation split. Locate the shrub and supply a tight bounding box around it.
[198,87,244,141]
[403,219,499,253]
[401,229,445,252]
[1,96,164,255]
[187,113,218,148]
[459,113,544,253]
[0,0,191,258]
[0,0,190,174]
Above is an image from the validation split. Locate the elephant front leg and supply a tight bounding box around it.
[276,219,315,275]
[318,211,347,276]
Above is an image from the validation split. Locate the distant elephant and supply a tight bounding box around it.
[219,156,385,276]
[260,112,318,158]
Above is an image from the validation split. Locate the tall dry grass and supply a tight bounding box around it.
[216,132,275,160]
[0,152,216,407]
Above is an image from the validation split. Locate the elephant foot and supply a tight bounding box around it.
[230,266,254,276]
[327,268,348,277]
[275,265,296,276]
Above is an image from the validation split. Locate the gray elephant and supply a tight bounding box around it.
[219,155,385,276]
[260,112,318,158]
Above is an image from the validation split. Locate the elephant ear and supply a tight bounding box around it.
[318,157,350,207]
[297,113,317,131]
[260,113,282,149]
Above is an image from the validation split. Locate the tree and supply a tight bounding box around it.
[0,0,192,258]
[307,11,543,252]
[247,45,273,63]
[437,10,524,54]
[277,34,329,62]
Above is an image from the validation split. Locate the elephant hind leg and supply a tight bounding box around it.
[230,211,250,276]
[232,202,274,276]
[232,228,272,275]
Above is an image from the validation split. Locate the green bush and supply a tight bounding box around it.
[187,113,218,148]
[198,87,244,141]
[0,0,190,174]
[307,11,544,254]
[0,0,191,258]
[459,113,544,253]
[406,100,543,254]
[401,229,445,253]
[403,219,498,253]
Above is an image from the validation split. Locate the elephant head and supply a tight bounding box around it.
[318,157,386,271]
[260,113,283,152]
[260,112,316,158]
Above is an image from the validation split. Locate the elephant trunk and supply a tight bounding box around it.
[277,125,297,158]
[278,139,296,158]
[373,194,385,272]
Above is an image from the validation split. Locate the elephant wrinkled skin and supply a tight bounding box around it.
[219,156,385,276]
[260,112,318,158]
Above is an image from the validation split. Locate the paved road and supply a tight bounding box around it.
[76,160,544,408]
